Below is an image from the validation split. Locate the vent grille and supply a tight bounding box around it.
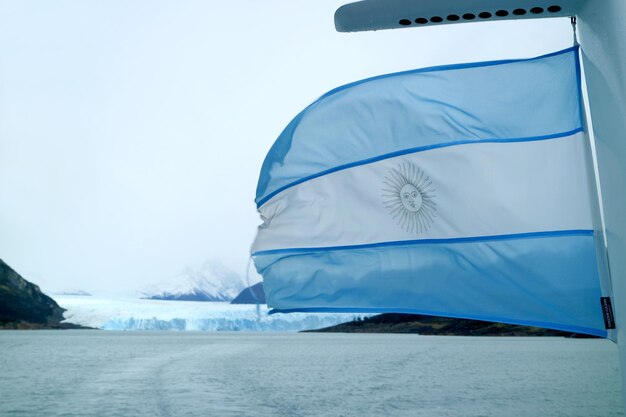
[398,4,562,26]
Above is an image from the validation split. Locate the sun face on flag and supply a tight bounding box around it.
[381,161,437,234]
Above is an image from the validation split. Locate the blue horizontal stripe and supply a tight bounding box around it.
[256,46,582,206]
[317,46,580,102]
[256,128,583,208]
[252,229,593,256]
[255,233,605,338]
[268,307,606,338]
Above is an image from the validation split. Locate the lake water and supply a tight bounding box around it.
[1,331,623,417]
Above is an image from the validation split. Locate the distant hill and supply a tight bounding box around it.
[307,313,596,337]
[231,282,265,304]
[0,259,87,329]
[141,260,245,302]
[55,290,92,297]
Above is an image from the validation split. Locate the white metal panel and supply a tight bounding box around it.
[578,0,626,401]
[335,0,583,32]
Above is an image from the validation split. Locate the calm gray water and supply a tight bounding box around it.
[0,331,623,417]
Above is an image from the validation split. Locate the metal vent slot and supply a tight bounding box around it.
[398,4,561,27]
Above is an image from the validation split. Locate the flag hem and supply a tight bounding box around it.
[252,229,593,256]
[267,306,607,338]
[256,127,584,209]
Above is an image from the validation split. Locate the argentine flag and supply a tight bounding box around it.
[252,46,611,337]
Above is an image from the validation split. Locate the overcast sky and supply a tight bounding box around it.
[0,1,574,295]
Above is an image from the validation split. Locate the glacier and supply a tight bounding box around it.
[55,295,361,331]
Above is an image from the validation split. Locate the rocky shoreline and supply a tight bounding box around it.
[0,259,89,330]
[307,313,596,337]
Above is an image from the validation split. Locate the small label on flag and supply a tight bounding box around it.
[601,297,616,329]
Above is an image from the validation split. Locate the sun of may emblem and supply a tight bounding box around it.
[381,162,437,234]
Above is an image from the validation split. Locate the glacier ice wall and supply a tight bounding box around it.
[55,296,361,332]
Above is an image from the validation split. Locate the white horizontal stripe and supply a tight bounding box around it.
[252,132,593,252]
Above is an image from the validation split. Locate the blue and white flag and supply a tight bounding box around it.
[252,46,610,337]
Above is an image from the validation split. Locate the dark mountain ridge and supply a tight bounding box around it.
[230,282,265,304]
[0,259,86,329]
[308,313,596,337]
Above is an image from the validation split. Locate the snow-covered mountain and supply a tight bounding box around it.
[140,260,247,302]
